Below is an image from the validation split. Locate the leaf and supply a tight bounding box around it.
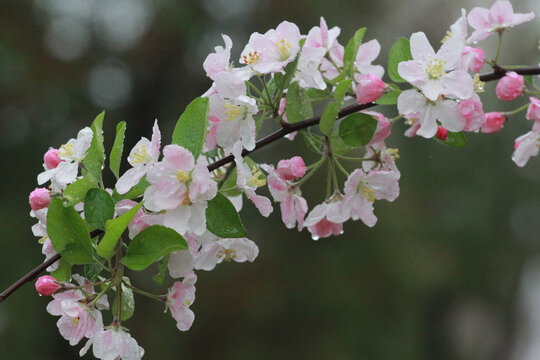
[51,259,72,282]
[84,111,106,182]
[84,263,102,282]
[96,203,142,259]
[47,198,93,264]
[338,113,378,147]
[306,88,332,103]
[63,176,98,206]
[281,54,301,90]
[330,133,354,156]
[109,121,126,179]
[219,167,242,197]
[172,97,209,160]
[375,83,401,105]
[319,79,352,136]
[112,177,149,202]
[435,131,467,148]
[122,225,188,271]
[153,254,170,284]
[302,130,323,154]
[524,75,534,86]
[343,27,367,78]
[84,189,115,231]
[388,37,413,83]
[333,79,353,104]
[206,192,246,238]
[285,81,313,124]
[112,279,135,322]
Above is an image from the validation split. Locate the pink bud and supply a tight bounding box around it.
[43,148,62,169]
[29,188,52,211]
[436,126,448,141]
[278,98,288,123]
[276,156,306,180]
[495,72,524,101]
[458,95,485,132]
[35,275,60,296]
[526,97,540,122]
[481,112,507,134]
[462,46,484,73]
[355,74,386,105]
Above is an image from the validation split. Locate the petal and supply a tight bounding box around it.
[441,71,473,100]
[163,144,194,172]
[398,60,427,85]
[355,39,381,66]
[397,90,426,115]
[489,0,513,26]
[436,100,465,132]
[410,32,435,64]
[416,104,438,138]
[467,7,491,30]
[115,167,145,195]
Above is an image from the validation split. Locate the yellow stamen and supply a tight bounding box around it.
[425,58,447,80]
[129,144,149,164]
[58,143,74,158]
[441,30,453,44]
[38,236,48,245]
[276,39,291,61]
[360,184,377,202]
[386,148,400,160]
[218,248,237,261]
[72,317,80,325]
[224,103,243,121]
[246,166,266,188]
[242,51,260,65]
[473,73,485,93]
[176,170,191,183]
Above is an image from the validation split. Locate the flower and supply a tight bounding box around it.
[166,272,197,332]
[203,34,233,80]
[304,199,343,240]
[467,0,535,43]
[481,112,506,134]
[436,126,448,141]
[305,17,341,52]
[458,92,485,132]
[37,127,93,190]
[457,46,485,73]
[29,188,51,211]
[195,236,259,271]
[512,129,540,167]
[526,97,540,130]
[240,21,301,74]
[43,148,62,169]
[116,120,161,194]
[115,199,163,239]
[143,144,217,235]
[89,328,145,360]
[361,111,391,145]
[495,71,524,101]
[294,46,327,90]
[397,89,465,138]
[355,74,386,105]
[355,39,385,78]
[398,32,472,101]
[35,275,60,296]
[232,142,273,217]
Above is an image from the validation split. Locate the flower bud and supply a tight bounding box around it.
[29,188,52,211]
[495,72,524,101]
[481,112,507,134]
[276,156,306,180]
[462,46,484,73]
[355,74,386,105]
[35,275,60,296]
[458,94,485,132]
[43,148,62,169]
[436,126,448,141]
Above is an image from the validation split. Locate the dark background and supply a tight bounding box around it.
[1,0,539,359]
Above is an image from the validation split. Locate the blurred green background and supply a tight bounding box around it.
[1,0,540,359]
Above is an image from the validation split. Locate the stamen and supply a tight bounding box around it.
[441,30,453,44]
[217,248,237,261]
[360,183,377,202]
[242,51,260,65]
[276,39,292,61]
[129,144,149,164]
[473,73,485,93]
[386,148,400,160]
[425,58,447,80]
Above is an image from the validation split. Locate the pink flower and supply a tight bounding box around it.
[355,39,384,78]
[481,112,506,134]
[457,46,485,73]
[436,126,448,141]
[143,144,217,235]
[29,188,51,211]
[275,156,306,181]
[43,148,62,169]
[361,111,391,145]
[195,237,259,271]
[458,93,485,132]
[467,0,535,43]
[305,17,341,52]
[116,120,161,194]
[496,72,524,101]
[398,32,472,101]
[526,97,540,130]
[304,200,343,240]
[90,328,144,360]
[240,21,301,74]
[35,275,60,296]
[355,74,386,105]
[512,130,540,167]
[363,142,400,175]
[167,272,197,332]
[168,234,197,278]
[203,34,233,80]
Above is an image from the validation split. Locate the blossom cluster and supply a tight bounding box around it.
[23,1,540,358]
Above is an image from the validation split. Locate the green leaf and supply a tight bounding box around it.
[47,198,94,264]
[51,259,72,282]
[285,81,313,124]
[435,131,467,148]
[63,176,98,206]
[306,88,332,103]
[388,37,412,83]
[333,79,353,104]
[84,263,103,282]
[524,75,534,86]
[331,133,354,156]
[172,97,209,160]
[84,189,115,231]
[219,167,242,197]
[319,79,352,136]
[343,27,367,78]
[112,279,135,321]
[84,111,106,182]
[97,203,142,259]
[302,130,323,154]
[206,192,246,238]
[281,54,301,90]
[122,225,187,271]
[153,254,170,284]
[338,113,378,147]
[375,83,401,105]
[112,177,149,202]
[109,121,126,179]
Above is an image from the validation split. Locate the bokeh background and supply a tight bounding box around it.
[1,0,539,359]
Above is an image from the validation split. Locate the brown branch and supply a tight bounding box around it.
[2,66,540,304]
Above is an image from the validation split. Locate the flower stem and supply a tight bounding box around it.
[123,283,164,302]
[494,31,503,65]
[504,102,530,117]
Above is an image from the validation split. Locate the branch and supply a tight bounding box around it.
[2,66,540,304]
